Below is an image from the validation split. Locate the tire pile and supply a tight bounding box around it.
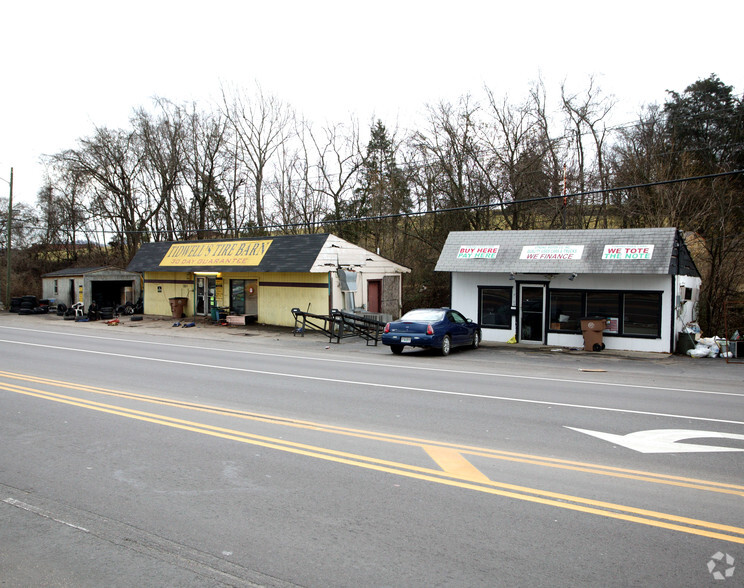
[9,296,50,315]
[9,296,143,322]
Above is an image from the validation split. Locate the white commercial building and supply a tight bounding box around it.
[434,228,701,353]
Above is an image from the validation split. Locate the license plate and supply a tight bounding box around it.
[401,337,411,343]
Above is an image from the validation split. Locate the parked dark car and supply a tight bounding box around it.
[381,308,481,356]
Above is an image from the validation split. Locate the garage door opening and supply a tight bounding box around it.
[91,280,135,308]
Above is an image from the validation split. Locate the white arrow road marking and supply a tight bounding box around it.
[566,428,744,454]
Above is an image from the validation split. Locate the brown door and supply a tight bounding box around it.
[367,280,381,313]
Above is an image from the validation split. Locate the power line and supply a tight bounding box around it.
[17,169,743,236]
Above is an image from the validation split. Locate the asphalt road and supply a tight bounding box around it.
[1,313,742,587]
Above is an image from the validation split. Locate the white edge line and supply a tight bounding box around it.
[3,497,90,532]
[1,338,743,427]
[1,325,741,399]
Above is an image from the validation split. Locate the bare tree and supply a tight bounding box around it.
[54,126,158,261]
[561,76,616,227]
[179,102,230,239]
[411,97,487,232]
[221,85,294,231]
[477,89,556,229]
[35,164,90,262]
[305,118,363,228]
[133,99,185,241]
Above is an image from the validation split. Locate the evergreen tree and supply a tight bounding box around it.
[346,121,411,254]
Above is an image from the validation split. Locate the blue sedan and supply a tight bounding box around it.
[382,308,481,356]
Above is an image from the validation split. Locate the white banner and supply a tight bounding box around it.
[520,245,583,260]
[602,245,654,260]
[457,245,500,259]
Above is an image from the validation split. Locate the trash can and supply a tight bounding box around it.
[169,297,188,319]
[676,332,697,355]
[580,317,607,351]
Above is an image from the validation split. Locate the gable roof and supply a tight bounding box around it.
[434,228,700,277]
[41,266,133,278]
[126,233,410,274]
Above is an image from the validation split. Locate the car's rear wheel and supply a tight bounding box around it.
[440,335,451,356]
[390,345,404,355]
[471,330,480,349]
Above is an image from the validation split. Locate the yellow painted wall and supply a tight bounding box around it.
[143,270,330,326]
[254,272,330,327]
[143,272,195,317]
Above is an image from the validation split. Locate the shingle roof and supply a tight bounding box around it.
[127,234,332,273]
[434,228,699,276]
[41,266,122,277]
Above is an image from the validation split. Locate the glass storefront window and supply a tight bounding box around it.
[623,292,661,336]
[586,292,621,319]
[549,291,582,331]
[479,287,512,328]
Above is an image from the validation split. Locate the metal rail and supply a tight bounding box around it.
[291,307,387,345]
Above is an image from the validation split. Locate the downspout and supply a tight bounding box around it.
[670,274,676,354]
[328,271,332,315]
[670,231,681,354]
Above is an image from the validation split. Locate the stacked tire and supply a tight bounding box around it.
[99,307,115,320]
[9,297,23,313]
[18,295,38,315]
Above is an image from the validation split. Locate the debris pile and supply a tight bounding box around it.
[683,324,739,358]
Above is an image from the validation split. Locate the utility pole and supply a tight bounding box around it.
[5,167,12,309]
[561,164,567,229]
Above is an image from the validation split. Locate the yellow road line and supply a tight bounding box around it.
[0,369,742,497]
[3,380,744,545]
[423,446,491,483]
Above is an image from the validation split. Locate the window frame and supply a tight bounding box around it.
[477,286,513,330]
[230,279,246,315]
[547,289,663,339]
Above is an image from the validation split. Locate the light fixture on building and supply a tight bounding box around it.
[509,272,515,281]
[569,273,578,281]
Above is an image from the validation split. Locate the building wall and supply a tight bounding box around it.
[247,272,329,327]
[42,276,81,306]
[328,270,402,320]
[673,275,702,333]
[143,270,330,327]
[143,272,194,316]
[450,272,683,353]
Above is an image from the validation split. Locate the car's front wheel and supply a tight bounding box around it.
[390,345,404,355]
[440,335,451,356]
[471,330,480,349]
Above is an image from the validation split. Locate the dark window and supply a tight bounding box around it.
[549,290,662,338]
[479,287,512,328]
[549,291,582,331]
[623,292,661,336]
[586,291,621,319]
[230,279,246,315]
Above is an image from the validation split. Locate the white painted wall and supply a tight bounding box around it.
[42,276,79,306]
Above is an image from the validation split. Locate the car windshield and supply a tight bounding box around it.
[400,309,446,322]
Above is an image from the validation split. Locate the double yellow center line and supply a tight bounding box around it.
[1,370,743,544]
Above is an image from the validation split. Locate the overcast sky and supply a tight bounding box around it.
[1,0,741,205]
